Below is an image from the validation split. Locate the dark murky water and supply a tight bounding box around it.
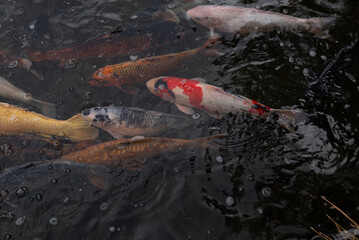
[0,0,359,239]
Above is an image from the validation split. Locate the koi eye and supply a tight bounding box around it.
[158,84,165,91]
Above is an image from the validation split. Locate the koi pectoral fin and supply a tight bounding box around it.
[175,103,195,115]
[119,84,140,95]
[87,173,109,190]
[206,109,222,119]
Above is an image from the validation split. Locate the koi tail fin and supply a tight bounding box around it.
[196,134,227,149]
[153,9,180,23]
[307,17,336,40]
[18,58,32,70]
[65,114,99,141]
[270,109,308,132]
[29,98,57,118]
[26,48,48,62]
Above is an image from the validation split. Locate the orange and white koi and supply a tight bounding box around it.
[146,76,307,131]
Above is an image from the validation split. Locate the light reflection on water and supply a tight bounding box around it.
[0,0,358,239]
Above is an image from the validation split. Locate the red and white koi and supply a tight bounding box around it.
[146,76,307,131]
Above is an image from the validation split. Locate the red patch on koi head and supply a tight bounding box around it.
[165,77,205,109]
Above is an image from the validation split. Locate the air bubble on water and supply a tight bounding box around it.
[25,93,32,99]
[109,226,115,232]
[130,15,138,19]
[257,207,264,214]
[100,202,108,211]
[51,140,60,149]
[226,196,234,206]
[35,193,42,201]
[65,168,71,173]
[57,132,65,139]
[279,42,284,47]
[4,234,12,240]
[309,50,316,57]
[321,55,327,60]
[0,189,9,199]
[8,60,18,68]
[15,8,24,15]
[83,91,92,100]
[173,167,179,173]
[64,59,77,68]
[282,9,288,14]
[15,187,27,197]
[288,56,294,63]
[261,187,272,197]
[49,217,58,225]
[167,3,176,9]
[51,178,57,184]
[20,139,29,147]
[69,87,75,92]
[130,55,138,61]
[44,34,51,40]
[192,113,200,120]
[216,156,223,163]
[63,197,69,203]
[29,24,35,30]
[78,188,83,192]
[15,216,25,226]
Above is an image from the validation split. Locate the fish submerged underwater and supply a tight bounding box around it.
[0,160,112,207]
[0,76,56,117]
[0,103,99,141]
[187,5,335,38]
[26,21,185,66]
[146,76,307,131]
[81,106,191,139]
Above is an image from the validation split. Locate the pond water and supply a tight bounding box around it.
[0,0,358,239]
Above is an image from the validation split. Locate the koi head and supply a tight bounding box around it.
[186,5,218,28]
[89,66,121,87]
[146,77,177,103]
[82,107,112,128]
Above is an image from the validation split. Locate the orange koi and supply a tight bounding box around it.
[89,38,217,92]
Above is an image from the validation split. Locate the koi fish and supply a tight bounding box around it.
[89,38,217,92]
[61,135,224,170]
[187,5,335,38]
[0,135,66,164]
[0,160,111,207]
[153,0,206,23]
[146,76,307,131]
[0,50,43,80]
[0,102,99,141]
[26,21,184,65]
[82,106,191,139]
[0,76,56,117]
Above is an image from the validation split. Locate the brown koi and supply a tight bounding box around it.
[61,135,224,170]
[26,21,184,65]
